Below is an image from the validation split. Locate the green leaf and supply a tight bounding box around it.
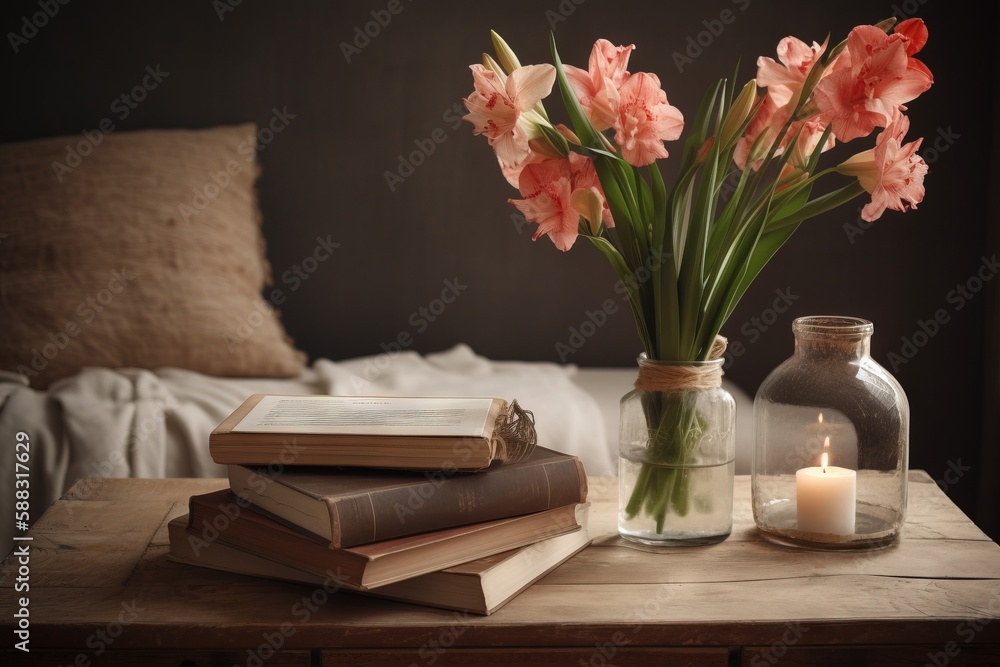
[586,236,654,356]
[718,217,799,329]
[696,202,766,353]
[678,88,727,358]
[709,180,831,340]
[580,144,627,162]
[670,168,697,276]
[649,162,678,360]
[727,60,741,109]
[701,194,750,331]
[594,157,645,265]
[702,131,807,339]
[549,34,603,150]
[806,126,835,174]
[766,181,866,232]
[634,166,654,233]
[705,165,751,271]
[678,80,724,172]
[650,163,668,253]
[706,205,772,341]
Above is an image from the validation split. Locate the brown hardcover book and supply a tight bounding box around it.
[229,446,587,548]
[167,510,591,615]
[209,394,535,470]
[187,489,583,590]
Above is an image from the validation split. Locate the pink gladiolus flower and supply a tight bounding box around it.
[813,20,933,142]
[499,125,580,188]
[499,149,543,188]
[565,39,635,131]
[837,111,928,221]
[463,63,556,168]
[614,72,684,167]
[563,38,682,167]
[734,95,785,170]
[774,117,832,190]
[786,117,834,170]
[734,96,834,171]
[735,36,835,170]
[508,154,614,251]
[756,36,826,109]
[567,155,613,232]
[895,18,929,57]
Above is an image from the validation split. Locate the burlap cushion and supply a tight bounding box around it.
[0,124,306,388]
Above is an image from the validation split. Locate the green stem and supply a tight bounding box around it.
[624,390,705,529]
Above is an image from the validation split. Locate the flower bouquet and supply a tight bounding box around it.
[462,19,932,542]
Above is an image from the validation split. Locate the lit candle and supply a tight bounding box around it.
[796,438,857,535]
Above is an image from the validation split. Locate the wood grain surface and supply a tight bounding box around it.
[1,472,998,666]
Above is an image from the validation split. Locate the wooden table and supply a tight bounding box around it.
[3,472,1000,666]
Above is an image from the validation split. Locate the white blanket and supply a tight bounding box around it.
[0,345,613,548]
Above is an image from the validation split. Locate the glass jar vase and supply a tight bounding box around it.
[619,355,736,546]
[752,316,909,550]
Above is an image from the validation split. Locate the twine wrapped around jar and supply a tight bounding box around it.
[634,335,728,392]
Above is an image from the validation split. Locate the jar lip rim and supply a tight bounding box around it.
[793,315,873,335]
[637,353,725,368]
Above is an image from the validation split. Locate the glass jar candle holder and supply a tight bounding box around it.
[752,316,909,550]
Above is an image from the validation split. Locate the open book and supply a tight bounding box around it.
[209,395,537,470]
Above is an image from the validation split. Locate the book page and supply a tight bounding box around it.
[231,396,497,437]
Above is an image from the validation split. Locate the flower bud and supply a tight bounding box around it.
[482,53,507,83]
[836,149,876,178]
[555,124,580,145]
[696,137,715,164]
[776,164,809,192]
[873,17,897,32]
[528,137,564,159]
[721,79,758,150]
[490,30,521,75]
[570,187,607,235]
[529,119,568,157]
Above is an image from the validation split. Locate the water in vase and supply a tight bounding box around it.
[618,445,734,546]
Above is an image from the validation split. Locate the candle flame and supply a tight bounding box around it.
[818,412,824,424]
[821,451,829,472]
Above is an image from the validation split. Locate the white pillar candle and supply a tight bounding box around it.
[796,447,857,535]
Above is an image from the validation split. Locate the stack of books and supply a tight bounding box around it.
[168,394,591,615]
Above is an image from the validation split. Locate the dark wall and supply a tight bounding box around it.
[3,0,997,538]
